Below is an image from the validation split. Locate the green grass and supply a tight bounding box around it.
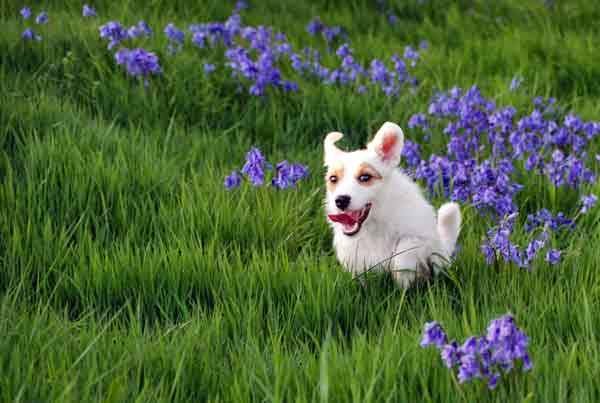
[1,0,600,401]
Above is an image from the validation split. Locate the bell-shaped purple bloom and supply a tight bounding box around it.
[420,321,447,348]
[35,11,48,25]
[20,7,32,19]
[224,171,242,190]
[83,4,97,17]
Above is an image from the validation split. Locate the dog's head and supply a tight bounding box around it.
[324,122,404,236]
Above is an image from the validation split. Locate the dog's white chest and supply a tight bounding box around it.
[333,232,399,275]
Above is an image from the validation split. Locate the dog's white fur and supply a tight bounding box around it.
[324,122,461,288]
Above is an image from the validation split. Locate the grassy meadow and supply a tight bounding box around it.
[1,0,600,401]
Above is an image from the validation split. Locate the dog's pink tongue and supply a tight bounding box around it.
[328,212,360,225]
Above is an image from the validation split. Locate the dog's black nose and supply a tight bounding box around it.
[335,195,351,210]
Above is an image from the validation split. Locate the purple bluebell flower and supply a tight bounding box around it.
[403,46,419,66]
[440,341,460,368]
[388,14,399,25]
[227,148,308,190]
[271,161,309,189]
[21,28,41,41]
[191,31,207,48]
[35,11,48,25]
[402,140,421,167]
[306,17,323,35]
[408,113,428,129]
[234,0,248,12]
[20,6,32,19]
[203,63,216,75]
[83,4,97,17]
[164,22,185,43]
[420,321,447,348]
[581,193,597,213]
[128,20,153,39]
[335,43,352,58]
[545,249,561,264]
[164,23,185,54]
[241,147,267,186]
[509,76,523,91]
[323,26,342,44]
[224,171,242,190]
[100,21,128,49]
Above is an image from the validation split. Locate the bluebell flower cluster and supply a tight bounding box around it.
[100,21,129,49]
[272,161,310,189]
[127,20,153,39]
[225,147,309,190]
[421,314,532,390]
[100,20,154,49]
[184,6,422,96]
[115,48,161,85]
[241,147,267,186]
[20,6,45,41]
[407,86,598,267]
[164,23,185,54]
[306,17,344,46]
[93,2,423,96]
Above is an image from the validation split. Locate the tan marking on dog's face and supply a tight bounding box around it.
[326,164,344,192]
[355,162,382,187]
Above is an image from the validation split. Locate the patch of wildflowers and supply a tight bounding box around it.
[226,147,309,190]
[408,85,599,268]
[422,314,531,390]
[115,48,161,84]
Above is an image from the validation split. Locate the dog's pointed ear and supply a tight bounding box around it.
[324,131,345,166]
[367,122,404,166]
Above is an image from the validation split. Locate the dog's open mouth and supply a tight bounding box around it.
[328,203,372,236]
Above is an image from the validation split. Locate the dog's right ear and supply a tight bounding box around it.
[324,131,345,166]
[367,122,404,167]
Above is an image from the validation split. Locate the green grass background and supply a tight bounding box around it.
[1,0,600,401]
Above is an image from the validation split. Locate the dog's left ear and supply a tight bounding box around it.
[367,121,404,166]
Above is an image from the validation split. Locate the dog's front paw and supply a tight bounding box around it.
[390,270,417,289]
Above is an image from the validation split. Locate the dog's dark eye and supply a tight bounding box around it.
[329,175,338,183]
[358,174,372,183]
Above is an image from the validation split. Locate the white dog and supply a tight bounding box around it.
[324,121,461,288]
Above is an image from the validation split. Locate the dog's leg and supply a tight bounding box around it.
[389,238,427,288]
